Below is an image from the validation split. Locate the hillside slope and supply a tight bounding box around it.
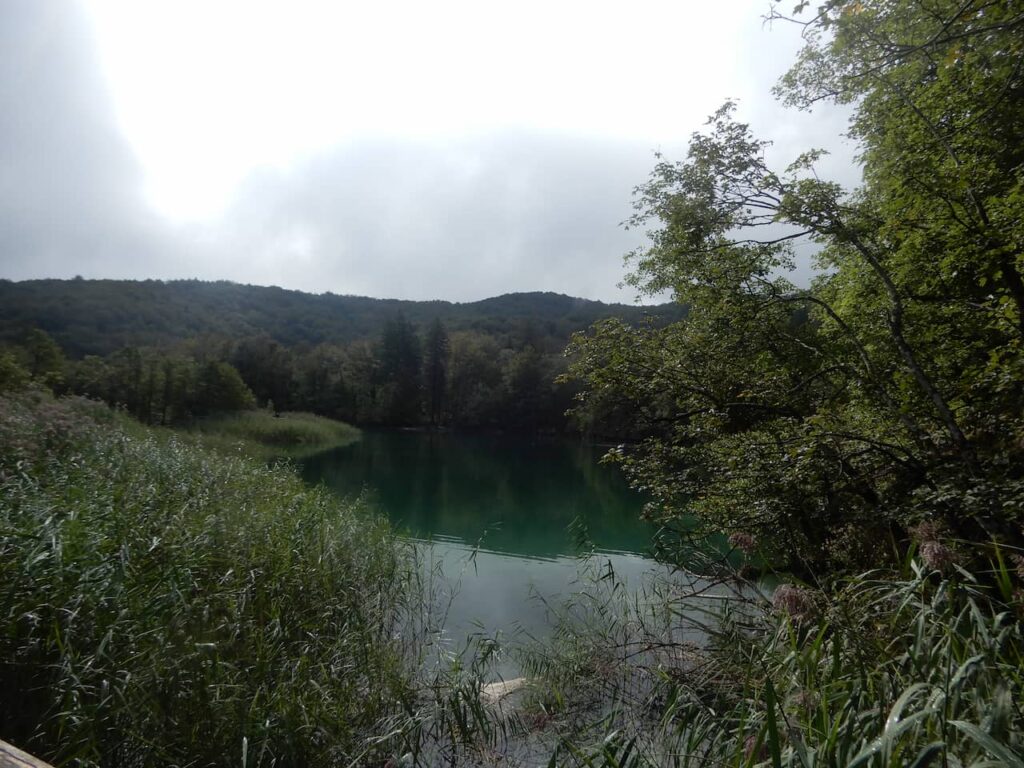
[0,279,683,356]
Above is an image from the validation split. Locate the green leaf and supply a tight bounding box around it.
[949,721,1024,768]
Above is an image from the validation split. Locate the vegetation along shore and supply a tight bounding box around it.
[3,0,1024,765]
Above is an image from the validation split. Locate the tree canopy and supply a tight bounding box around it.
[566,0,1024,573]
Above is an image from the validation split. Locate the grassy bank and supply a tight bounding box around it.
[188,410,360,459]
[514,556,1024,766]
[0,393,414,766]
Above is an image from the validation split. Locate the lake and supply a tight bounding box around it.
[299,430,657,668]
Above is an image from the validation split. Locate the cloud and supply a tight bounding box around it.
[0,1,858,304]
[182,133,665,302]
[0,1,176,279]
[0,0,663,302]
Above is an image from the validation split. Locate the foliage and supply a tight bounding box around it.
[0,280,683,433]
[377,313,424,425]
[548,0,1024,762]
[565,0,1024,571]
[0,348,31,393]
[195,359,257,413]
[46,321,577,433]
[229,335,292,412]
[190,410,361,459]
[0,393,417,766]
[0,279,682,358]
[60,347,256,425]
[425,318,450,426]
[20,328,66,390]
[446,331,506,428]
[523,553,1024,767]
[0,275,677,436]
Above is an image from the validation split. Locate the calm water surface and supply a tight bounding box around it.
[299,431,657,657]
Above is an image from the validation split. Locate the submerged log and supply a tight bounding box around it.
[479,676,528,705]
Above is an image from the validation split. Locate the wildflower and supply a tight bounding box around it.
[744,734,767,761]
[772,584,816,622]
[728,531,758,555]
[911,520,957,572]
[911,520,942,544]
[920,540,956,572]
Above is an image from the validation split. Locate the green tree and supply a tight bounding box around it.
[194,361,256,415]
[503,346,548,430]
[447,332,502,427]
[424,319,449,427]
[377,314,422,425]
[69,355,112,403]
[294,344,353,419]
[342,340,381,423]
[157,356,197,425]
[566,0,1024,571]
[106,347,145,417]
[231,335,294,412]
[22,329,66,391]
[0,349,30,393]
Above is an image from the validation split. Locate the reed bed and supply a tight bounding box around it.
[0,393,413,767]
[518,553,1024,767]
[190,410,360,458]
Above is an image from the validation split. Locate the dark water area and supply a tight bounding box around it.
[300,430,654,557]
[299,431,659,665]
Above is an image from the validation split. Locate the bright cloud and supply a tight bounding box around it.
[83,0,793,220]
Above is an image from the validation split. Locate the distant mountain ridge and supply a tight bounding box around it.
[0,278,683,357]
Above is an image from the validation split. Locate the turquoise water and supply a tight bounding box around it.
[299,431,657,655]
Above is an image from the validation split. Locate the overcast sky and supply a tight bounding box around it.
[0,0,855,303]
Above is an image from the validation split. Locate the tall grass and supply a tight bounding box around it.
[0,393,414,767]
[10,392,1019,767]
[189,410,360,459]
[517,553,1024,767]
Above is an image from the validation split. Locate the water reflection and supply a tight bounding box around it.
[299,431,658,670]
[300,431,654,558]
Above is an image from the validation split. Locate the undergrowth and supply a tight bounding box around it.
[6,391,1021,768]
[0,393,413,766]
[517,553,1024,767]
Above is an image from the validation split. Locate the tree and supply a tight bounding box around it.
[22,329,66,391]
[447,332,503,427]
[194,361,256,415]
[231,336,294,412]
[376,314,422,425]
[424,319,449,426]
[294,344,353,419]
[0,349,30,393]
[106,347,145,417]
[566,0,1024,572]
[70,355,112,403]
[503,346,548,430]
[342,340,380,423]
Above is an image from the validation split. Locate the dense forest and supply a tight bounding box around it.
[0,279,683,355]
[0,280,681,432]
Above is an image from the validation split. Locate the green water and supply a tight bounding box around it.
[299,430,657,657]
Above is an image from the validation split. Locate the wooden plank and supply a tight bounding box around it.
[0,739,54,768]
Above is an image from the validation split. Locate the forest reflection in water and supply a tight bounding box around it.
[299,431,658,658]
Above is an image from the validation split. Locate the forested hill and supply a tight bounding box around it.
[0,278,682,357]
